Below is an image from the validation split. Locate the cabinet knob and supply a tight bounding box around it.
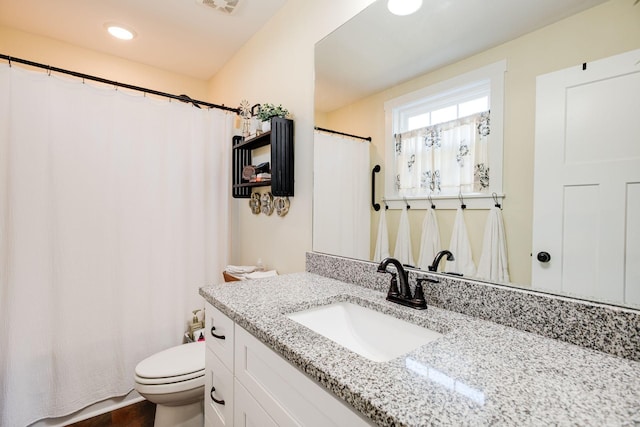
[536,252,551,263]
[210,325,225,340]
[210,386,225,405]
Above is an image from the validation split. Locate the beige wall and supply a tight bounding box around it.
[4,0,636,281]
[0,25,209,100]
[319,0,640,286]
[207,0,375,273]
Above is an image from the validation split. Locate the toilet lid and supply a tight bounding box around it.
[135,341,205,379]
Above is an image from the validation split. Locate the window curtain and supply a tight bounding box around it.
[0,63,232,426]
[313,131,370,260]
[395,111,490,196]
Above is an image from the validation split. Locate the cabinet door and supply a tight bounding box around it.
[234,325,371,427]
[234,379,278,427]
[205,348,234,427]
[205,302,235,370]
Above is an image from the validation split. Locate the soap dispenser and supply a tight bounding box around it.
[189,309,204,340]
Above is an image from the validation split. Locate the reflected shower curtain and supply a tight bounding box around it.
[0,64,232,426]
[313,131,370,260]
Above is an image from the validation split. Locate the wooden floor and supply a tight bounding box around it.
[66,400,155,427]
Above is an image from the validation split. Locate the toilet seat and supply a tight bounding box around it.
[135,373,205,397]
[135,369,204,385]
[135,341,205,386]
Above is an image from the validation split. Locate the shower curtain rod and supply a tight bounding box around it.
[0,53,240,114]
[314,126,372,142]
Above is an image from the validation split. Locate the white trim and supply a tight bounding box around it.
[384,60,507,201]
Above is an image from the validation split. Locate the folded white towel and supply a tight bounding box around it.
[373,208,390,262]
[394,207,415,267]
[225,265,256,274]
[245,270,278,279]
[477,207,510,282]
[447,207,476,276]
[417,208,441,270]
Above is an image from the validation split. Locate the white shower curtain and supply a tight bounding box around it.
[313,131,370,260]
[0,64,232,426]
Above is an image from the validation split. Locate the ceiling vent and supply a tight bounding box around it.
[196,0,240,15]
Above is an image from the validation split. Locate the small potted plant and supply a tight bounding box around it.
[256,103,290,132]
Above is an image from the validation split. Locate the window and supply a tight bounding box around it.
[384,61,505,206]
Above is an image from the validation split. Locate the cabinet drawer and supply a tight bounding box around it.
[205,302,235,370]
[205,348,234,427]
[234,325,371,427]
[234,379,277,427]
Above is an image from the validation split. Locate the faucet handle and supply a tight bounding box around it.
[387,273,399,298]
[413,280,426,303]
[411,278,428,309]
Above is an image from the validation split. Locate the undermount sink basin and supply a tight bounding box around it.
[286,301,442,362]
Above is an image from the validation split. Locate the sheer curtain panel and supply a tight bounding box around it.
[0,63,232,426]
[395,111,490,196]
[313,131,370,260]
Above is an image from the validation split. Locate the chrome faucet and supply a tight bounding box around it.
[428,250,455,272]
[377,257,430,310]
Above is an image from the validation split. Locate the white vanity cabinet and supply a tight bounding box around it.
[205,302,235,426]
[203,301,372,427]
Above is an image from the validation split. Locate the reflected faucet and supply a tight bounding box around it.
[377,257,430,310]
[428,250,454,272]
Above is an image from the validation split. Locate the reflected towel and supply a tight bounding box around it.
[447,207,476,276]
[477,207,510,282]
[417,208,441,270]
[394,207,415,266]
[373,208,390,262]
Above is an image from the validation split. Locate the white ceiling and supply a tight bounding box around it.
[0,0,287,80]
[315,0,608,113]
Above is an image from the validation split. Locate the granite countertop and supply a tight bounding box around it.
[199,272,640,427]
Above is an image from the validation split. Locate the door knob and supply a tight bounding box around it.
[536,252,551,263]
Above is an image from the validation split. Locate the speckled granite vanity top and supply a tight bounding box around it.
[200,273,640,426]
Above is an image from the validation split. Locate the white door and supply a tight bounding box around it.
[532,49,640,308]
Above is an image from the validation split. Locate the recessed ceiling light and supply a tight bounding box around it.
[104,23,136,40]
[387,0,423,16]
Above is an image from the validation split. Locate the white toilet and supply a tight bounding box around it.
[134,341,206,427]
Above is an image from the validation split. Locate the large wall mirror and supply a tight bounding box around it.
[313,0,640,308]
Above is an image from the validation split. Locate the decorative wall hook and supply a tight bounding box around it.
[458,192,466,209]
[492,192,502,209]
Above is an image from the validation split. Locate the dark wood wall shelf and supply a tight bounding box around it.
[232,117,294,198]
